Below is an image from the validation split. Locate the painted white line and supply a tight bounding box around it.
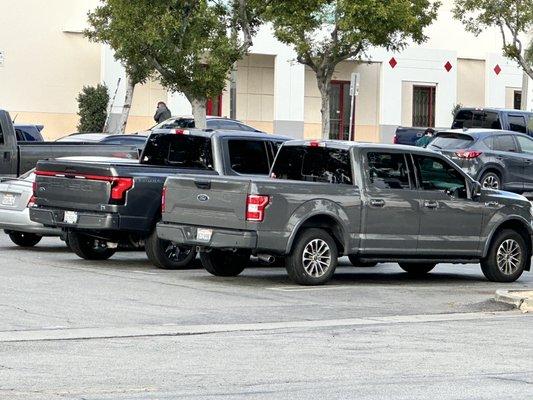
[0,311,524,343]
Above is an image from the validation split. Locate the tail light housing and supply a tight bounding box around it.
[27,195,36,208]
[34,171,133,204]
[246,195,270,222]
[161,186,167,213]
[393,135,399,144]
[455,150,482,159]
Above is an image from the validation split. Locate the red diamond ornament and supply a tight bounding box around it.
[494,64,501,75]
[389,57,397,69]
[444,61,452,72]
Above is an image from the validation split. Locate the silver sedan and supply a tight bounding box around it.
[0,169,61,247]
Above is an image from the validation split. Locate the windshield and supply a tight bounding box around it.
[141,134,213,169]
[272,146,353,185]
[429,134,474,149]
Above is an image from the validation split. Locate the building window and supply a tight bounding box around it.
[412,86,435,127]
[329,81,354,141]
[206,95,222,116]
[514,90,522,110]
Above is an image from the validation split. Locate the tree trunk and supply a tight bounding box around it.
[317,76,332,140]
[118,75,135,134]
[191,98,207,129]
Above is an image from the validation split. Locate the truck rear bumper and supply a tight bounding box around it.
[157,222,257,249]
[30,207,120,230]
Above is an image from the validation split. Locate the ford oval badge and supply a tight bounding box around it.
[197,194,209,202]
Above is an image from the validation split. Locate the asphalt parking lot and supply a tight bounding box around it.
[1,235,532,399]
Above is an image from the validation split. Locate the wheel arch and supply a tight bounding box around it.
[286,212,349,256]
[476,164,504,182]
[483,217,532,271]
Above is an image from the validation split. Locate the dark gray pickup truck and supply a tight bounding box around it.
[0,109,139,176]
[158,140,533,285]
[30,129,288,268]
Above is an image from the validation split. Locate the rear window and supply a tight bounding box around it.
[452,110,501,129]
[228,139,270,174]
[430,133,474,149]
[141,134,213,169]
[272,146,353,185]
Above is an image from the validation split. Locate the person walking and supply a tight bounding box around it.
[154,102,171,124]
[415,128,435,147]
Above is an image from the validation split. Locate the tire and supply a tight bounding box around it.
[348,255,377,268]
[480,171,501,190]
[200,250,250,277]
[8,231,42,247]
[285,228,338,285]
[481,229,527,283]
[67,231,116,261]
[145,229,196,269]
[398,262,436,276]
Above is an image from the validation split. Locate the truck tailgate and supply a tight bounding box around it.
[163,176,251,230]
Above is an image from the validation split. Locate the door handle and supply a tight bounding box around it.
[423,200,439,209]
[369,199,385,208]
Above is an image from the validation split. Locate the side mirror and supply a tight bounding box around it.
[471,181,482,200]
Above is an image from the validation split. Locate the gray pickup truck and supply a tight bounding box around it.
[0,109,139,176]
[31,129,288,268]
[158,140,533,285]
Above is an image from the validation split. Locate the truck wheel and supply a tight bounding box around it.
[8,231,42,247]
[481,229,526,282]
[286,228,338,285]
[348,255,377,268]
[67,232,116,261]
[145,229,196,269]
[398,263,435,276]
[200,250,250,277]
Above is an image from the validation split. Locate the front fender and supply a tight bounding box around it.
[482,215,533,258]
[285,199,351,254]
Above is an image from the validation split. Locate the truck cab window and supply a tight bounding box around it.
[413,155,467,198]
[272,146,353,185]
[227,139,270,174]
[141,134,213,170]
[367,152,411,190]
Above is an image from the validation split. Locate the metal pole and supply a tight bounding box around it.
[230,65,237,120]
[349,92,355,141]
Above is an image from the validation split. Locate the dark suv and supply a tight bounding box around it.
[428,129,533,192]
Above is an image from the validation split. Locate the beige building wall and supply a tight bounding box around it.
[0,0,102,139]
[457,58,485,108]
[221,54,275,133]
[303,61,381,141]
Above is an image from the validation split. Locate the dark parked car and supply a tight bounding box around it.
[428,129,533,192]
[451,108,533,135]
[145,115,263,134]
[158,140,532,285]
[393,107,533,145]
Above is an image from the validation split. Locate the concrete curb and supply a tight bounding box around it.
[495,289,533,313]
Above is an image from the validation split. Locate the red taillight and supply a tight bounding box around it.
[393,135,399,144]
[309,140,320,147]
[110,177,133,201]
[32,181,37,196]
[27,195,36,208]
[455,150,482,159]
[34,171,133,203]
[161,186,167,213]
[246,195,270,222]
[174,129,189,135]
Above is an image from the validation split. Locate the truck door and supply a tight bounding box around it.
[361,151,420,254]
[412,154,484,255]
[0,112,17,176]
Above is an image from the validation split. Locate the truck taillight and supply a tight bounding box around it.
[455,150,482,159]
[27,195,36,208]
[161,186,167,213]
[246,195,270,222]
[110,177,133,201]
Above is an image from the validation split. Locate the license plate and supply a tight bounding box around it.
[1,194,15,206]
[63,211,78,224]
[196,228,213,242]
